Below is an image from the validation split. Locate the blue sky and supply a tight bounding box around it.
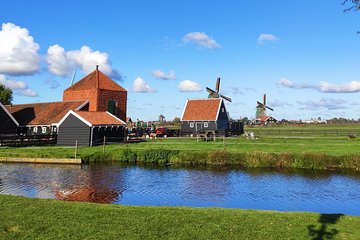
[0,0,359,121]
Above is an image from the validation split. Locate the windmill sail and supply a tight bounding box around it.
[206,77,232,102]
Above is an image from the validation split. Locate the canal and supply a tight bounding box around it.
[1,162,360,215]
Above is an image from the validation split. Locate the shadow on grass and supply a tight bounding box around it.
[308,214,344,240]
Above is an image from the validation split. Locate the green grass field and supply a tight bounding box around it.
[1,194,360,240]
[1,124,360,169]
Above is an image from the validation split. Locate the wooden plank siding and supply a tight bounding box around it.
[57,114,91,146]
[0,105,17,135]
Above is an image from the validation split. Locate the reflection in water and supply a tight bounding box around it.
[1,163,360,215]
[54,165,124,204]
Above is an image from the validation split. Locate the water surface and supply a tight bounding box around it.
[1,163,360,215]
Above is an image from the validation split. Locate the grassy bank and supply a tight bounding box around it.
[0,136,360,170]
[1,194,360,240]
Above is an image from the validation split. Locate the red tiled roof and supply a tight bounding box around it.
[181,99,222,121]
[75,111,125,126]
[5,101,87,125]
[64,69,126,92]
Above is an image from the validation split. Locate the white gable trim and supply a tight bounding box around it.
[0,102,19,126]
[105,111,126,125]
[57,110,92,127]
[75,100,89,111]
[215,98,223,121]
[180,99,189,121]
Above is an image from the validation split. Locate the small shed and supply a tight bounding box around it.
[180,98,230,135]
[0,102,18,135]
[57,110,126,146]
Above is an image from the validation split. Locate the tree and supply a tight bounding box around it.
[343,0,360,12]
[0,84,13,105]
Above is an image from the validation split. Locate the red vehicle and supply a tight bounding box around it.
[155,127,172,137]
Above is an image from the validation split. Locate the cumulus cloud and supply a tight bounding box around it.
[0,23,40,75]
[16,88,38,97]
[268,99,293,108]
[152,70,176,80]
[43,77,60,89]
[229,86,244,95]
[0,74,38,97]
[318,81,360,93]
[257,33,279,44]
[278,78,315,90]
[182,32,221,49]
[46,45,123,81]
[177,80,202,92]
[278,78,360,93]
[132,77,156,93]
[297,98,347,111]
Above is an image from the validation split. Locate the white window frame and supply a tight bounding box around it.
[33,126,38,133]
[189,122,194,128]
[42,127,47,134]
[204,122,208,128]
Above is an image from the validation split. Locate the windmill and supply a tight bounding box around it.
[206,77,232,102]
[256,94,273,120]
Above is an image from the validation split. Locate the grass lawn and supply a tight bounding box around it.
[1,136,360,158]
[1,194,360,240]
[1,125,360,169]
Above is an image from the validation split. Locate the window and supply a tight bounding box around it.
[190,122,194,128]
[222,108,224,113]
[204,122,208,128]
[42,127,47,134]
[33,126,38,133]
[108,100,117,115]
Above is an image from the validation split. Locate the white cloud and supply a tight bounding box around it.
[152,70,176,80]
[0,74,38,97]
[229,86,244,95]
[177,80,202,92]
[257,33,279,44]
[0,74,27,90]
[278,78,314,89]
[297,98,347,111]
[46,45,123,80]
[0,23,40,75]
[279,78,360,93]
[319,81,360,93]
[16,88,38,97]
[182,32,221,49]
[132,77,156,93]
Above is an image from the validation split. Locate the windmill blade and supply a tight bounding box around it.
[263,94,266,105]
[206,87,216,94]
[265,106,274,111]
[216,77,221,93]
[220,94,232,102]
[257,101,264,107]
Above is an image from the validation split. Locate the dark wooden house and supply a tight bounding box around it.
[180,98,230,135]
[57,110,126,146]
[0,102,18,135]
[4,101,88,136]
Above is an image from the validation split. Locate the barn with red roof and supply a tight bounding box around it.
[180,98,230,135]
[0,66,127,146]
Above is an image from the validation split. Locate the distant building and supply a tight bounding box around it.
[256,116,277,125]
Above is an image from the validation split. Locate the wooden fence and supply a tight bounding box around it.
[247,128,360,137]
[0,135,57,147]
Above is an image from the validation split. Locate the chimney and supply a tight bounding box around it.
[96,65,99,88]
